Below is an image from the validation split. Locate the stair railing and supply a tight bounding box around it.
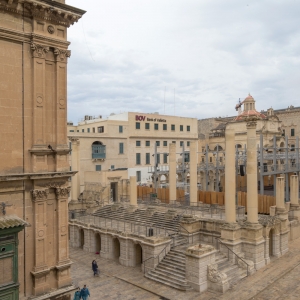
[178,224,193,244]
[215,237,251,277]
[143,239,173,275]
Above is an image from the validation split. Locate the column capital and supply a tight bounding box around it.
[31,188,49,202]
[30,43,49,59]
[245,116,259,129]
[54,47,71,63]
[55,187,71,200]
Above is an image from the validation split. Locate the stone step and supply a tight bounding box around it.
[167,251,185,259]
[163,257,185,268]
[156,263,186,275]
[150,268,187,281]
[145,272,192,291]
[165,253,185,263]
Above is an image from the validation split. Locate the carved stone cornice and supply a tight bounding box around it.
[69,137,79,144]
[55,187,71,199]
[31,42,49,58]
[31,188,49,201]
[0,0,86,28]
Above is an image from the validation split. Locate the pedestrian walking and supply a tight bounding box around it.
[80,285,90,300]
[73,287,81,300]
[92,259,99,276]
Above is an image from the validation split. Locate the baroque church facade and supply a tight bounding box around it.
[0,0,85,299]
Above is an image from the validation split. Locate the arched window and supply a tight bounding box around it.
[92,141,106,159]
[214,145,223,151]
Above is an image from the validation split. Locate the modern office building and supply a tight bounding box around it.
[68,112,198,203]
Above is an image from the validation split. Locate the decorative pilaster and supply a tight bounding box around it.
[55,186,72,288]
[31,188,50,295]
[31,43,49,148]
[54,47,69,152]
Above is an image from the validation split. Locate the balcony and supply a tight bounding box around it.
[92,145,106,159]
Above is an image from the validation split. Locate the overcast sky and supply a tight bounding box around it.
[67,0,300,124]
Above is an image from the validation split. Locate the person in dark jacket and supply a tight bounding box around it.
[92,260,99,276]
[80,285,90,300]
[73,287,81,300]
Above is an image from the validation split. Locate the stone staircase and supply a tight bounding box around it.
[145,249,192,291]
[92,205,181,233]
[214,251,248,288]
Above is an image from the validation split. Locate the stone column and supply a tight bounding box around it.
[246,119,258,224]
[225,128,236,223]
[276,177,285,210]
[169,143,177,203]
[190,141,198,206]
[289,175,300,221]
[70,138,80,201]
[130,176,137,206]
[290,175,299,206]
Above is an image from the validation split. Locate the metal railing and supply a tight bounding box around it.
[143,237,174,274]
[215,237,251,276]
[69,212,176,237]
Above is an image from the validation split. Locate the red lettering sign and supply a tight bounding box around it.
[135,115,146,121]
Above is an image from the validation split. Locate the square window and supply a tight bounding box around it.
[145,123,150,130]
[146,141,150,147]
[156,141,160,146]
[96,165,101,171]
[180,141,183,147]
[163,124,167,130]
[111,165,115,170]
[172,141,176,144]
[187,125,190,131]
[136,122,140,129]
[163,141,167,147]
[82,129,84,132]
[154,123,159,130]
[98,126,104,133]
[69,130,74,132]
[93,127,95,133]
[171,124,175,131]
[87,128,90,133]
[119,125,123,133]
[136,140,141,147]
[187,141,190,146]
[77,130,79,132]
[180,125,183,131]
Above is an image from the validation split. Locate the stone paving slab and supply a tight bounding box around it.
[70,237,300,300]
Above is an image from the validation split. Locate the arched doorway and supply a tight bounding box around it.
[113,238,120,262]
[80,229,84,249]
[95,233,101,254]
[135,244,143,266]
[269,229,274,256]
